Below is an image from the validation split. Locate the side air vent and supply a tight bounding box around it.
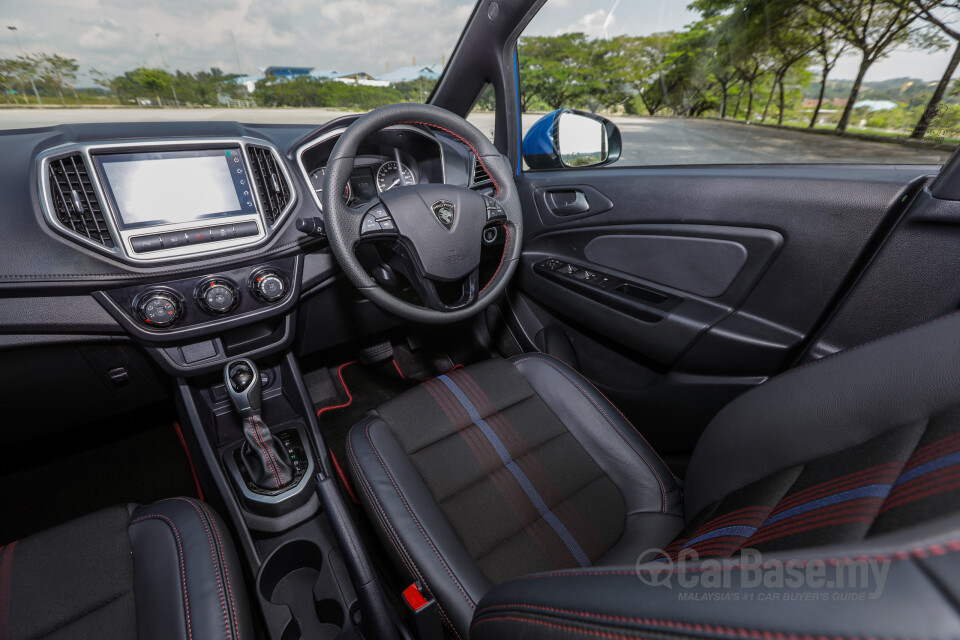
[247,145,292,224]
[48,154,114,248]
[472,157,492,186]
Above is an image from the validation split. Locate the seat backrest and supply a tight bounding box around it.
[686,311,960,518]
[472,312,960,640]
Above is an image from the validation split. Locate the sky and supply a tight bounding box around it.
[0,0,955,85]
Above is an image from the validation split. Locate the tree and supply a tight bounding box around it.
[801,0,926,133]
[809,19,850,127]
[131,67,174,105]
[6,56,39,104]
[900,0,960,139]
[38,53,79,105]
[518,34,599,110]
[733,53,767,121]
[90,68,125,105]
[598,33,678,115]
[0,58,29,104]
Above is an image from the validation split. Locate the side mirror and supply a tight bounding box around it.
[522,109,622,170]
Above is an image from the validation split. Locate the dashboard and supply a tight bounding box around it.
[296,125,447,212]
[0,117,496,376]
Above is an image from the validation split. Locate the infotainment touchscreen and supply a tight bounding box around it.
[95,148,259,230]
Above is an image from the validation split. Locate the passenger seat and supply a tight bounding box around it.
[0,497,251,640]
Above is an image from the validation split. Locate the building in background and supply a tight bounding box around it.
[234,62,442,94]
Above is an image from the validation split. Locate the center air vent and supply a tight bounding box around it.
[48,154,114,248]
[247,145,292,224]
[472,157,492,186]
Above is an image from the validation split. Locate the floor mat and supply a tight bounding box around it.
[0,405,199,542]
[308,361,414,490]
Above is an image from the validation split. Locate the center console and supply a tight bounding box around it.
[33,131,406,640]
[177,352,386,640]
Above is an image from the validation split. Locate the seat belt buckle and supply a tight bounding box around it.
[402,582,444,640]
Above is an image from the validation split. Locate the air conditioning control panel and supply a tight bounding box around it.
[95,255,301,343]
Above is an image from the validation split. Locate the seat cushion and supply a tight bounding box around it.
[666,405,960,559]
[347,355,682,639]
[0,498,251,640]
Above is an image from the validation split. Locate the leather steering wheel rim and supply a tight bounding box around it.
[321,103,523,324]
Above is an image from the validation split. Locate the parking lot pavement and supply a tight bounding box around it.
[0,108,949,166]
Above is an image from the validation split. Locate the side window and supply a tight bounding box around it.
[518,1,958,167]
[467,84,498,143]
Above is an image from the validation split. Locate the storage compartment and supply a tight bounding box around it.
[256,540,346,640]
[614,282,670,305]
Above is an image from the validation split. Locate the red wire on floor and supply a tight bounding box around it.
[391,358,408,381]
[316,360,359,418]
[173,421,205,501]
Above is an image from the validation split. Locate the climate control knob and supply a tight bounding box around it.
[197,279,239,314]
[251,270,288,303]
[137,291,182,328]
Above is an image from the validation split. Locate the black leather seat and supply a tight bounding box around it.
[348,314,960,639]
[0,497,251,640]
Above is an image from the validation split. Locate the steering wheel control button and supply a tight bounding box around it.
[197,279,239,314]
[361,214,382,236]
[137,291,182,328]
[482,227,499,245]
[378,218,396,231]
[484,197,506,222]
[251,270,288,303]
[131,234,164,253]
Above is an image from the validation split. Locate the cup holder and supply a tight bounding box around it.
[257,540,346,640]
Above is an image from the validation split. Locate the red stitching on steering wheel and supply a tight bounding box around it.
[394,120,502,197]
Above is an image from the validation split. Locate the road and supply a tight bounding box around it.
[0,107,949,165]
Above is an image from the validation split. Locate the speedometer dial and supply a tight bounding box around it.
[376,161,415,192]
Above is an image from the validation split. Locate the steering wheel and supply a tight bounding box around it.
[321,103,523,324]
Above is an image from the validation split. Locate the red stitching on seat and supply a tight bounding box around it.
[472,615,649,640]
[346,419,465,640]
[200,502,241,640]
[509,538,960,581]
[363,419,476,609]
[130,514,193,640]
[161,498,232,640]
[511,355,670,512]
[471,613,929,640]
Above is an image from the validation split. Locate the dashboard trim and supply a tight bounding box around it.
[294,124,446,213]
[37,137,298,264]
[93,254,303,343]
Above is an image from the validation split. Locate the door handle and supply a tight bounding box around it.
[548,190,590,216]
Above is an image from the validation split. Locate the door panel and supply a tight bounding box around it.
[519,224,783,367]
[500,165,934,457]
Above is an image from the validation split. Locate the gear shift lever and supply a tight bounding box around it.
[224,359,295,492]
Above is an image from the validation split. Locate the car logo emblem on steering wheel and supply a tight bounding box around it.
[431,200,456,230]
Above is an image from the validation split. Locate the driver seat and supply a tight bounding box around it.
[347,313,960,639]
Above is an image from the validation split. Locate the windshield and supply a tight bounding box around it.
[0,1,477,130]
